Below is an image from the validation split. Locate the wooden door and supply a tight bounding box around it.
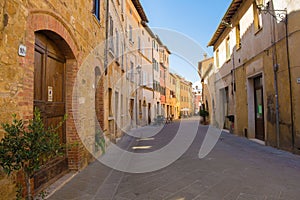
[129,99,134,120]
[254,76,265,141]
[148,103,151,124]
[33,33,68,191]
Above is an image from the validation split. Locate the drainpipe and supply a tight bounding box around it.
[274,65,280,148]
[284,14,295,150]
[231,49,236,134]
[104,0,109,74]
[270,12,280,148]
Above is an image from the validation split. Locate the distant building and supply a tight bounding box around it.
[139,25,155,126]
[158,38,171,118]
[199,57,214,124]
[179,77,193,117]
[104,0,128,142]
[192,81,202,115]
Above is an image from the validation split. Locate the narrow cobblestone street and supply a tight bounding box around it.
[48,118,300,200]
[2,1,300,199]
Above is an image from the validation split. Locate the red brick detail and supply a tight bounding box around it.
[25,11,84,170]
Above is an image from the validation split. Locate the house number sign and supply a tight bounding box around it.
[18,44,27,57]
[297,78,300,84]
[48,86,53,102]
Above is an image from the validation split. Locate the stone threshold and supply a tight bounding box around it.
[249,138,266,146]
[41,171,78,199]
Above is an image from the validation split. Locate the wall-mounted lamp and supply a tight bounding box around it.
[221,20,232,28]
[255,0,287,23]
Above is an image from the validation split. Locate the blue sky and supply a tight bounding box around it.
[140,0,232,83]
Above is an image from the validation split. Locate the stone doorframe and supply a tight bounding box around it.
[247,72,266,141]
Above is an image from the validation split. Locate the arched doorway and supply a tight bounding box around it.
[33,31,69,191]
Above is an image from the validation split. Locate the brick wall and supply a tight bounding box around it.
[0,0,106,198]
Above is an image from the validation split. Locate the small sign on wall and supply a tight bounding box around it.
[18,44,27,57]
[48,86,53,102]
[297,78,300,84]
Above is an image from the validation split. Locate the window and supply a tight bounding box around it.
[236,23,241,49]
[153,59,158,71]
[139,100,142,114]
[115,91,119,119]
[129,25,133,42]
[216,49,220,68]
[93,0,100,21]
[138,36,141,51]
[130,61,134,81]
[153,81,160,92]
[121,94,123,114]
[109,16,114,52]
[116,29,119,60]
[121,42,124,70]
[253,2,262,32]
[226,37,230,60]
[109,88,112,116]
[121,0,124,14]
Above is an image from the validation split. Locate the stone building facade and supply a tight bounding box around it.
[139,25,155,126]
[179,77,193,117]
[103,0,127,142]
[158,42,171,118]
[199,57,215,125]
[168,73,178,119]
[208,0,300,152]
[0,0,193,198]
[0,0,107,198]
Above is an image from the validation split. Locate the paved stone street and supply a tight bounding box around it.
[48,118,300,200]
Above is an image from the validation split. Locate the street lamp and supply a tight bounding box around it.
[255,1,287,22]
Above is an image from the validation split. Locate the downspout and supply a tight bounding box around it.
[104,0,109,75]
[284,14,295,150]
[232,49,236,134]
[270,11,280,148]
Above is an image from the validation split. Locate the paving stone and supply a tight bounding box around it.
[47,119,300,200]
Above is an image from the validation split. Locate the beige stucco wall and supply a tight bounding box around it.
[211,0,300,153]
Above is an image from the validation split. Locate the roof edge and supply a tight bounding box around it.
[207,0,243,47]
[131,0,149,23]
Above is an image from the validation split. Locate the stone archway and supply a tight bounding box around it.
[25,11,81,192]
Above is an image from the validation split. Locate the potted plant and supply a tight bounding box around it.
[0,108,66,200]
[200,109,209,125]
